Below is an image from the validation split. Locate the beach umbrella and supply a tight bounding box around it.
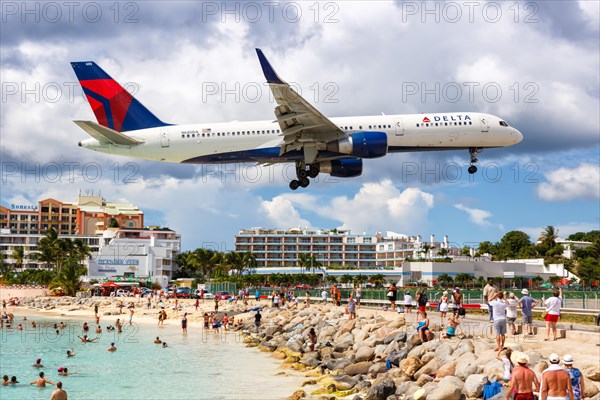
[102,281,119,287]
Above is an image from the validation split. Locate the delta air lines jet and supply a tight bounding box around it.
[71,49,523,190]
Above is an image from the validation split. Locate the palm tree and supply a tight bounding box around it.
[437,273,453,287]
[437,248,449,258]
[532,275,544,288]
[49,256,87,296]
[11,246,25,271]
[421,244,432,260]
[539,226,559,246]
[242,251,257,275]
[72,238,92,267]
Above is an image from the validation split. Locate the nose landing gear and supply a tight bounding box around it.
[289,162,320,190]
[468,148,482,174]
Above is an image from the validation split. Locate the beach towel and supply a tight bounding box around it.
[483,381,502,399]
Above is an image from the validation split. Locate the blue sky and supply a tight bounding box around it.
[1,1,599,251]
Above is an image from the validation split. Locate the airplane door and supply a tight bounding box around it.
[480,116,489,132]
[394,119,404,136]
[160,131,169,148]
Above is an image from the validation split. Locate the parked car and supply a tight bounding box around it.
[116,289,130,297]
[193,289,214,299]
[214,291,232,300]
[295,284,312,290]
[176,287,191,298]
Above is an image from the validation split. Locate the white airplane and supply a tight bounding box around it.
[72,49,523,190]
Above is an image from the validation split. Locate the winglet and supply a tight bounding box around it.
[256,48,285,84]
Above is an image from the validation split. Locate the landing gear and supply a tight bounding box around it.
[468,148,482,175]
[289,162,320,190]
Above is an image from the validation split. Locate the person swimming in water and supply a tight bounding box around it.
[29,371,54,387]
[2,375,9,385]
[66,349,75,357]
[32,358,43,367]
[153,336,162,344]
[107,342,117,352]
[57,367,77,376]
[77,334,98,343]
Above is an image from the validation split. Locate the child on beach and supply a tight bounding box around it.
[442,315,460,339]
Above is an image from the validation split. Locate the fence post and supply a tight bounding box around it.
[583,293,586,309]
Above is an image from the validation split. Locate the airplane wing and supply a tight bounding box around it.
[256,49,346,164]
[73,120,143,146]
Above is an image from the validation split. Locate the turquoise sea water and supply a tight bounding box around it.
[0,316,302,400]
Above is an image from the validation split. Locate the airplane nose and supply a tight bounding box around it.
[514,129,523,144]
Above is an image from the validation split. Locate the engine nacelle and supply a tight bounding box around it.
[326,131,388,159]
[319,158,363,178]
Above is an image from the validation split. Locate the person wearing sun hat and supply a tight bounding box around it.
[563,355,584,400]
[540,353,574,400]
[505,352,540,400]
[519,289,539,336]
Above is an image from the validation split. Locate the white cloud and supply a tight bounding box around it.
[454,203,493,226]
[537,163,600,201]
[260,196,311,229]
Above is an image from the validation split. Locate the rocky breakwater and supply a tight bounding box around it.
[241,305,600,400]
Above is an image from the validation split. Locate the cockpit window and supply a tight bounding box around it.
[499,121,509,127]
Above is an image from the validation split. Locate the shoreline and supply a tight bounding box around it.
[4,296,600,399]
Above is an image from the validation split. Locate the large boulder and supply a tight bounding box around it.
[414,359,441,380]
[585,364,600,381]
[355,346,375,362]
[400,356,423,378]
[344,361,374,376]
[409,334,422,346]
[387,348,409,367]
[394,381,420,397]
[368,362,388,377]
[464,374,488,398]
[434,342,453,363]
[456,359,481,380]
[426,376,462,400]
[388,315,406,328]
[364,377,396,400]
[452,339,474,358]
[420,352,435,364]
[340,319,356,334]
[435,361,456,378]
[584,378,600,398]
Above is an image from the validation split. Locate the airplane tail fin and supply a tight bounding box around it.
[71,61,169,132]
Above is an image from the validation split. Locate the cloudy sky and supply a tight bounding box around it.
[1,1,598,251]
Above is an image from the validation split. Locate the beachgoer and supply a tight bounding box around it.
[2,375,9,385]
[489,291,509,351]
[33,358,44,367]
[154,336,162,344]
[416,311,430,342]
[497,347,514,381]
[484,279,499,322]
[354,286,362,309]
[95,325,102,334]
[107,342,117,352]
[439,291,449,319]
[10,376,18,384]
[94,303,99,316]
[30,371,54,387]
[543,288,563,341]
[347,295,356,320]
[507,292,519,335]
[335,288,341,306]
[255,289,260,302]
[57,367,77,376]
[66,349,75,357]
[181,313,188,333]
[254,310,262,333]
[404,291,413,314]
[129,307,134,325]
[82,322,89,333]
[417,289,428,314]
[519,289,539,336]
[195,298,199,311]
[563,354,584,400]
[442,315,460,339]
[273,293,280,308]
[307,328,317,352]
[214,298,219,312]
[387,283,398,311]
[77,335,98,343]
[203,313,209,329]
[321,289,328,303]
[505,353,539,400]
[540,353,574,400]
[50,381,67,400]
[59,322,65,329]
[305,291,310,308]
[222,313,228,331]
[162,342,168,348]
[452,288,463,317]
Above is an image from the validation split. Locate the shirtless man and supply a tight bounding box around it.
[50,381,67,400]
[77,334,98,343]
[107,342,117,352]
[506,353,539,400]
[541,353,574,400]
[29,371,55,387]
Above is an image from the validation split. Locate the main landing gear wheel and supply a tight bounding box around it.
[308,164,320,178]
[468,147,482,175]
[299,177,310,188]
[289,180,300,190]
[297,169,308,179]
[468,165,478,174]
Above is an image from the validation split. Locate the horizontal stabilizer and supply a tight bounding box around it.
[74,120,143,145]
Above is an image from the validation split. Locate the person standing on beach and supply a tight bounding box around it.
[355,285,361,309]
[321,288,328,304]
[255,289,260,302]
[439,291,449,320]
[507,292,519,336]
[541,353,574,400]
[129,307,134,325]
[347,295,356,320]
[305,291,310,308]
[94,303,99,317]
[307,327,317,351]
[519,289,539,336]
[489,291,509,351]
[195,298,199,311]
[484,279,498,322]
[505,353,539,400]
[543,287,563,341]
[115,319,123,333]
[387,283,398,311]
[404,291,413,314]
[50,381,67,400]
[214,297,219,313]
[563,355,584,400]
[254,310,261,333]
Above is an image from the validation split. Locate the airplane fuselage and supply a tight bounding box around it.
[79,112,522,164]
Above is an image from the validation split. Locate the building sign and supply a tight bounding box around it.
[10,204,38,210]
[97,259,139,265]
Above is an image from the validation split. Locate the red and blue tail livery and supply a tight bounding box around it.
[72,50,522,190]
[71,61,169,132]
